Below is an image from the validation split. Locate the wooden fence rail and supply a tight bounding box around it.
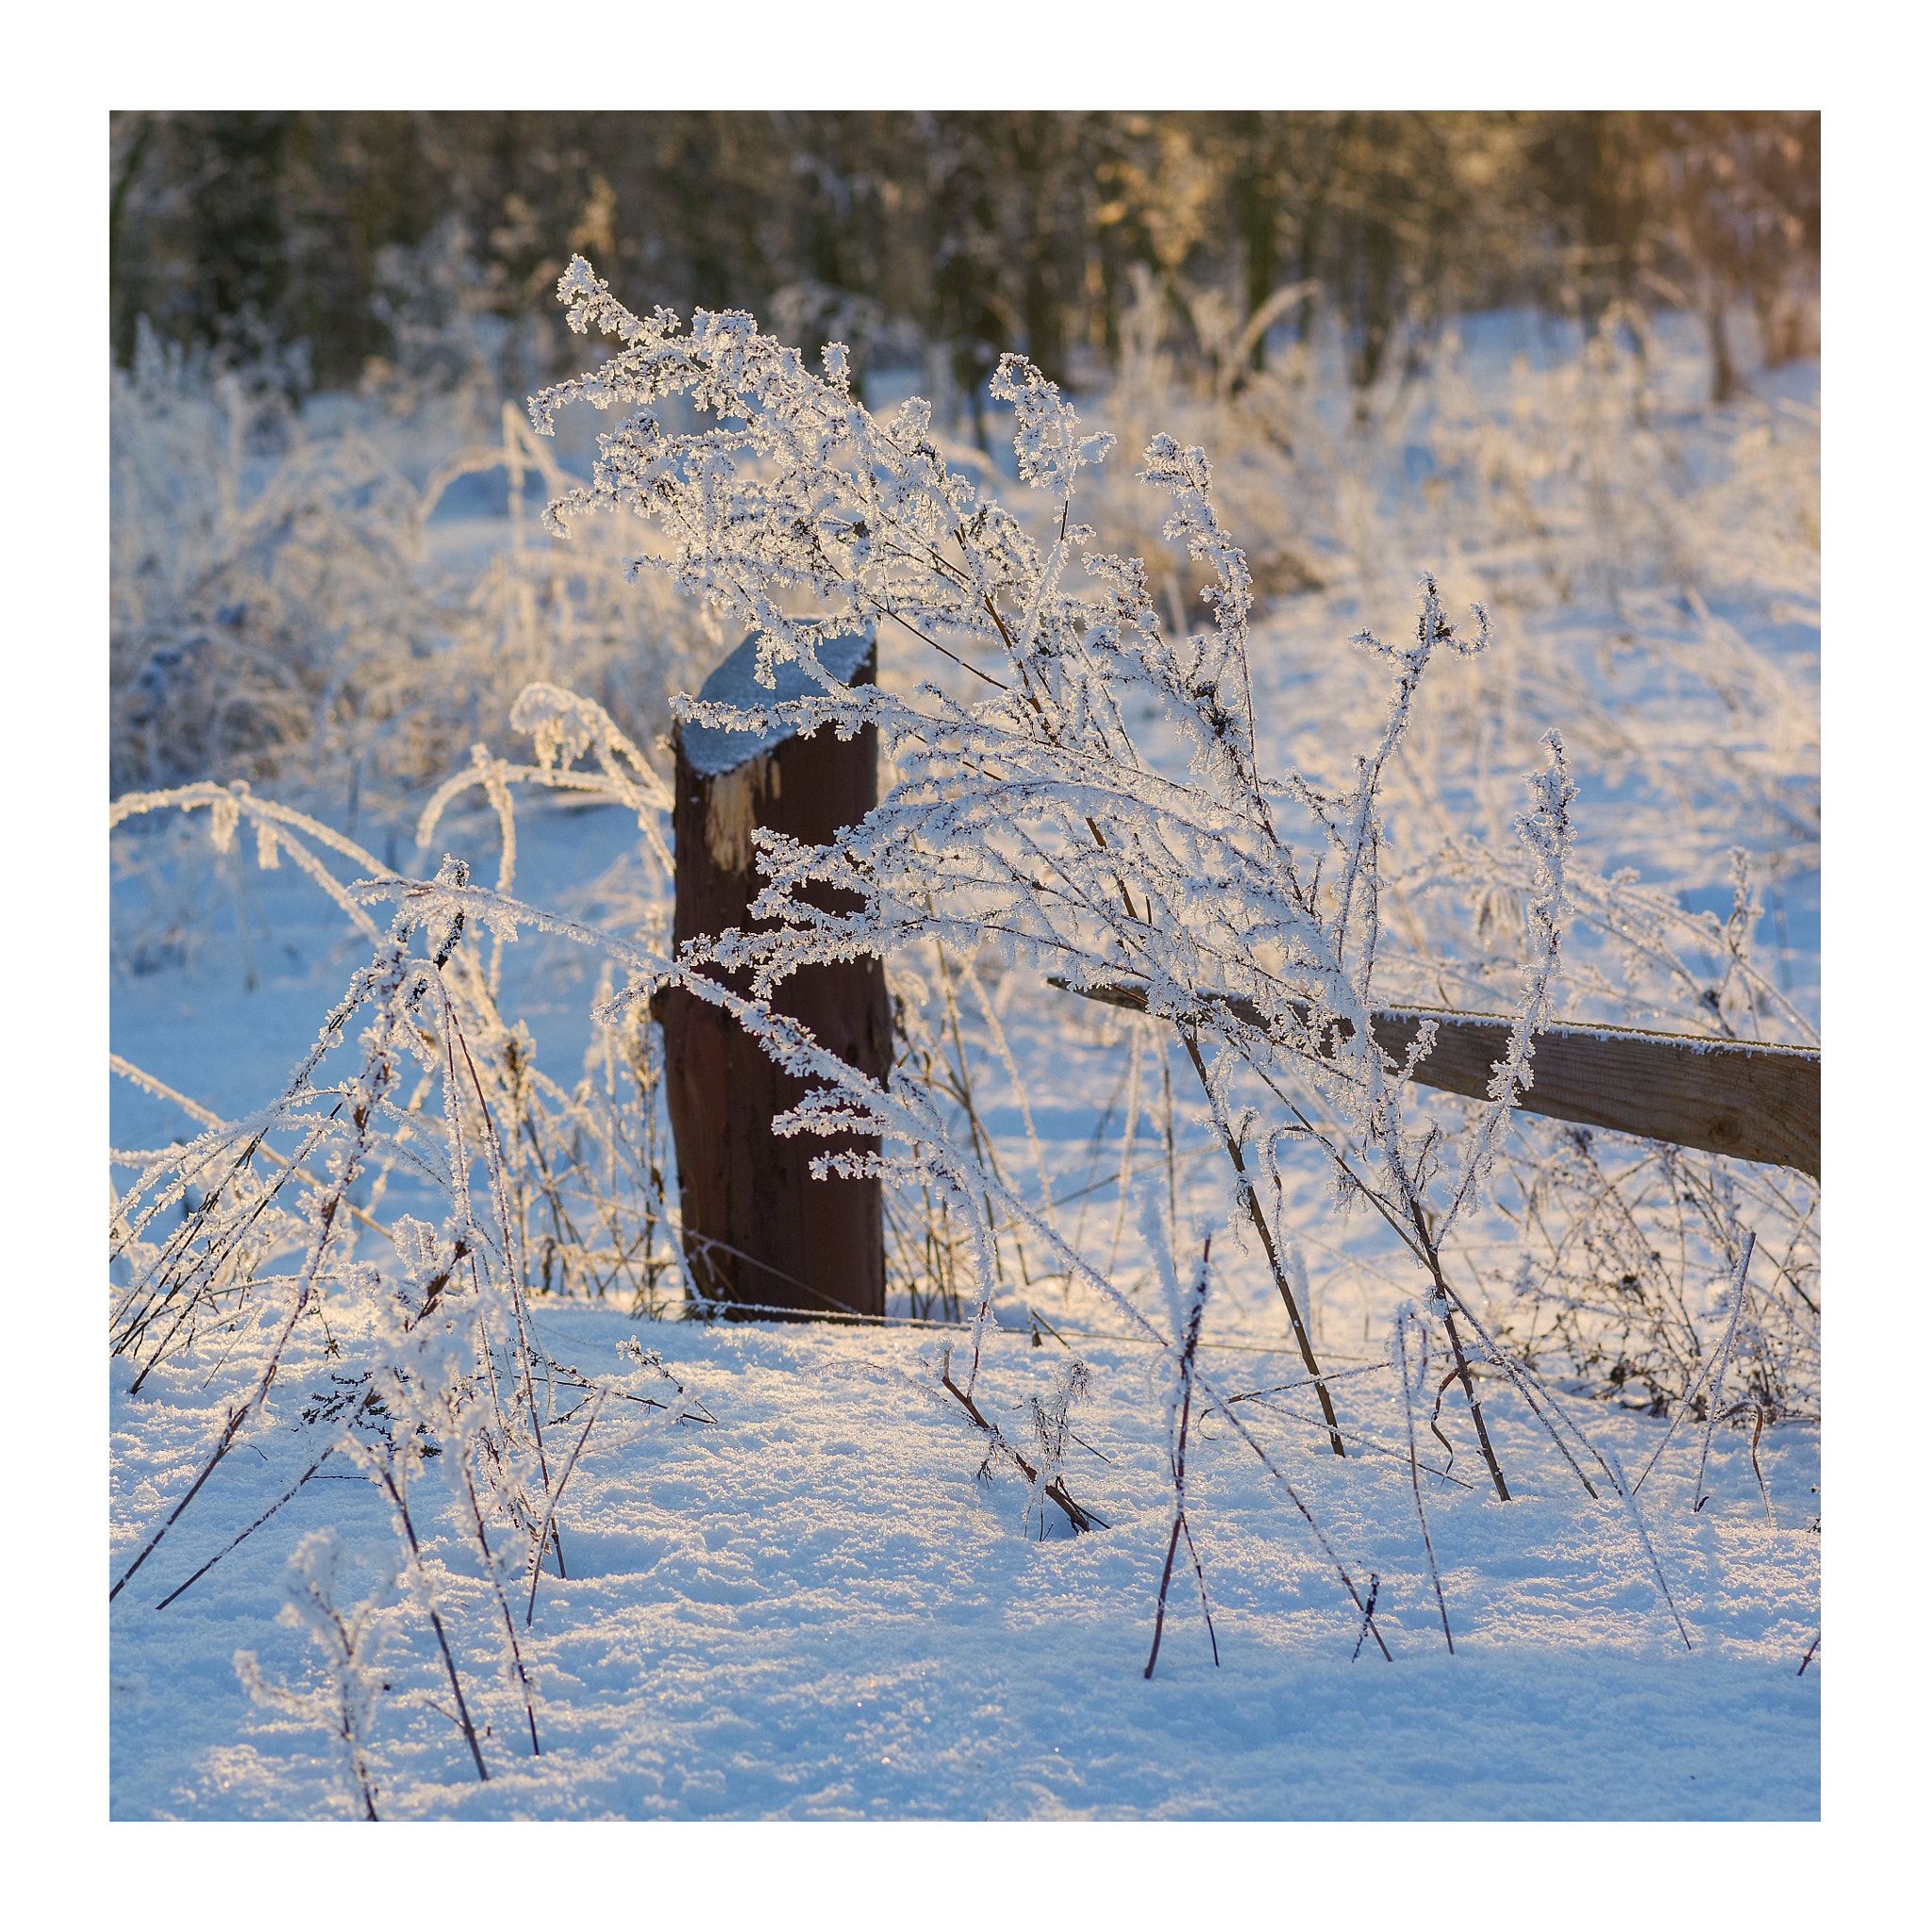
[1052,979,1820,1179]
[658,619,1817,1327]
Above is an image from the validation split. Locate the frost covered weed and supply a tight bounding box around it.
[234,1528,387,1820]
[523,256,1673,1641]
[526,261,1589,1485]
[525,260,1807,1437]
[110,259,1819,1809]
[110,792,709,1788]
[111,771,689,1349]
[1088,284,1824,1423]
[110,313,716,810]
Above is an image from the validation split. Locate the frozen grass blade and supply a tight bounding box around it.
[1145,1236,1218,1679]
[1693,1231,1757,1513]
[1395,1309,1456,1655]
[1605,1443,1693,1654]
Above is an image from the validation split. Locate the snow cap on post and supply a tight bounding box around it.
[677,622,876,778]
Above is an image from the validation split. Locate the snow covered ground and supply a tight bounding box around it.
[108,308,1824,1823]
[111,1301,1819,1821]
[108,798,1821,1822]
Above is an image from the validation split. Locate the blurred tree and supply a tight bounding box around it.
[1655,111,1822,398]
[108,110,1819,404]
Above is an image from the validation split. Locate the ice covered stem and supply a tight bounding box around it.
[1351,1574,1381,1662]
[1144,1236,1219,1679]
[358,1437,491,1782]
[1394,1308,1455,1655]
[526,1391,603,1627]
[233,1529,385,1821]
[1389,727,1579,1506]
[1176,1022,1345,1457]
[457,1460,541,1757]
[1433,1290,1509,1503]
[936,1347,1101,1536]
[1693,1230,1757,1513]
[1436,727,1577,1243]
[1747,1404,1776,1525]
[1605,1443,1693,1652]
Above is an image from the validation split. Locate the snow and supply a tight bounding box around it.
[108,298,1824,1824]
[106,813,1822,1820]
[111,1299,1818,1821]
[679,625,877,775]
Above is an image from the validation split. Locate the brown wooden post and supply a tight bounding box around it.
[658,625,891,1318]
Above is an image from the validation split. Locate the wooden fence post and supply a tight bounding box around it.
[658,625,890,1318]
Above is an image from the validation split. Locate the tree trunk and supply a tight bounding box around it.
[658,628,891,1319]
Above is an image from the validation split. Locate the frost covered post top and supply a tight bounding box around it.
[677,623,876,778]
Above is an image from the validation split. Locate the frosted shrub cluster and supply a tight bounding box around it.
[110,775,709,1794]
[109,256,1818,1806]
[109,309,716,817]
[1074,275,1821,1418]
[524,253,1730,1543]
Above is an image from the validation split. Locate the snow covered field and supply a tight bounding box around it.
[111,1298,1818,1820]
[109,294,1823,1823]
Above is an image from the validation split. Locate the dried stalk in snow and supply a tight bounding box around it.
[1394,1308,1455,1655]
[1693,1231,1757,1513]
[1144,1234,1220,1679]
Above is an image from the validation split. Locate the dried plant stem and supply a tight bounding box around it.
[1436,1259,1607,1501]
[1144,1504,1219,1680]
[156,1428,350,1611]
[938,1364,1100,1533]
[1437,1301,1510,1503]
[459,1464,541,1757]
[526,1395,602,1627]
[442,991,556,1505]
[1400,1198,1510,1502]
[1352,1574,1381,1661]
[373,1459,490,1781]
[1693,1230,1756,1512]
[1477,1347,1597,1500]
[1177,1026,1344,1456]
[1160,1048,1178,1232]
[1395,1312,1455,1655]
[1145,1238,1218,1679]
[110,1396,255,1602]
[1750,1405,1775,1526]
[1605,1444,1693,1652]
[1204,1390,1391,1660]
[1231,1394,1474,1485]
[1631,1338,1729,1493]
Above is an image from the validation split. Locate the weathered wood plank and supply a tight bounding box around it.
[1051,979,1820,1179]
